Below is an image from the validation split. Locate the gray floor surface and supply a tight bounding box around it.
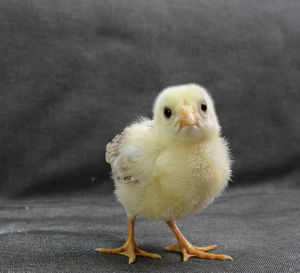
[1,175,299,273]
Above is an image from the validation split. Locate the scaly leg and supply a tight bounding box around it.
[166,221,232,262]
[95,217,161,264]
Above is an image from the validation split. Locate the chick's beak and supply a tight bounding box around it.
[176,102,200,129]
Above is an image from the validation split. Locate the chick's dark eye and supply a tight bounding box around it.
[201,102,207,112]
[164,107,172,118]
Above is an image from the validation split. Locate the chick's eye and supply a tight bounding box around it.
[201,102,207,112]
[164,107,172,118]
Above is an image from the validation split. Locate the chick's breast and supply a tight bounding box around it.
[108,119,231,221]
[140,137,231,221]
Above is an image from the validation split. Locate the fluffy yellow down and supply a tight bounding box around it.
[114,84,231,221]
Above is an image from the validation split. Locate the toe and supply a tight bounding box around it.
[195,245,217,252]
[95,247,123,254]
[137,248,162,259]
[128,254,136,264]
[191,250,233,261]
[182,248,193,262]
[224,255,233,261]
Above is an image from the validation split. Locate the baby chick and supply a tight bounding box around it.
[96,84,232,263]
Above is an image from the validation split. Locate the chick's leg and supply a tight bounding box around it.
[95,217,161,264]
[166,221,232,262]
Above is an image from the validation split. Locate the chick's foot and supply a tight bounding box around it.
[96,240,161,264]
[166,221,233,262]
[166,243,217,252]
[95,217,161,264]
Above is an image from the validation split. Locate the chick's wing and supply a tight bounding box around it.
[106,119,156,184]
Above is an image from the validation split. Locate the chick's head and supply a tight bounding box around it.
[153,84,220,142]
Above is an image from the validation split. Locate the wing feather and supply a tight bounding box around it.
[106,119,153,184]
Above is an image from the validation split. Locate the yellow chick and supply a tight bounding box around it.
[96,84,232,263]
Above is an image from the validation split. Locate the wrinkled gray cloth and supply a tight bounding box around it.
[0,0,299,272]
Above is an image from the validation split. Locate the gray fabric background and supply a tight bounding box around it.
[0,0,299,272]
